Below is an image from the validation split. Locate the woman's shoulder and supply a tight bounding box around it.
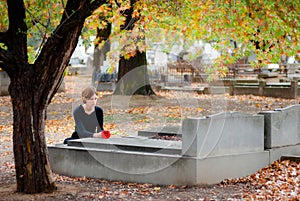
[73,105,84,114]
[95,105,103,112]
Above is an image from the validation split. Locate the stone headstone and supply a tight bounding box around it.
[259,105,300,149]
[0,71,10,96]
[182,112,264,158]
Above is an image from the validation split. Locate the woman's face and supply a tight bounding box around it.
[85,94,98,107]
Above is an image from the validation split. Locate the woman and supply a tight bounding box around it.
[63,86,104,144]
[74,86,104,138]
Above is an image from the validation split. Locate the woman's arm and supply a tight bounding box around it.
[95,106,104,131]
[73,106,95,138]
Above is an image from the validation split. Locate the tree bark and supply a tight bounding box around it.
[9,69,56,193]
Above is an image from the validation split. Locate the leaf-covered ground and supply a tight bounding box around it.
[0,74,299,200]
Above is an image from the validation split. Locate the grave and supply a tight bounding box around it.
[96,82,115,91]
[158,78,300,99]
[48,105,300,186]
[229,79,300,99]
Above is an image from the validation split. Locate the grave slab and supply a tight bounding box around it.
[67,136,182,155]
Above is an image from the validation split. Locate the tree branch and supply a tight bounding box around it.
[34,9,52,60]
[25,9,48,29]
[34,0,108,103]
[38,0,108,61]
[114,0,121,8]
[6,0,28,59]
[53,0,108,37]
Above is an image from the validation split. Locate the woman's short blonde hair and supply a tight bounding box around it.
[82,86,97,103]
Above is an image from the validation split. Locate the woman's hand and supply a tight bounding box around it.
[93,132,102,138]
[93,130,111,138]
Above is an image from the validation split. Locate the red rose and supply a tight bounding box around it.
[101,130,111,139]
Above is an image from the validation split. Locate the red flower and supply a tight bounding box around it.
[101,130,111,139]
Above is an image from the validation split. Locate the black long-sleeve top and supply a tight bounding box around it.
[73,105,104,138]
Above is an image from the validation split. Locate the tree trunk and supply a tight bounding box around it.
[92,45,102,86]
[92,24,111,86]
[9,70,56,193]
[115,51,154,95]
